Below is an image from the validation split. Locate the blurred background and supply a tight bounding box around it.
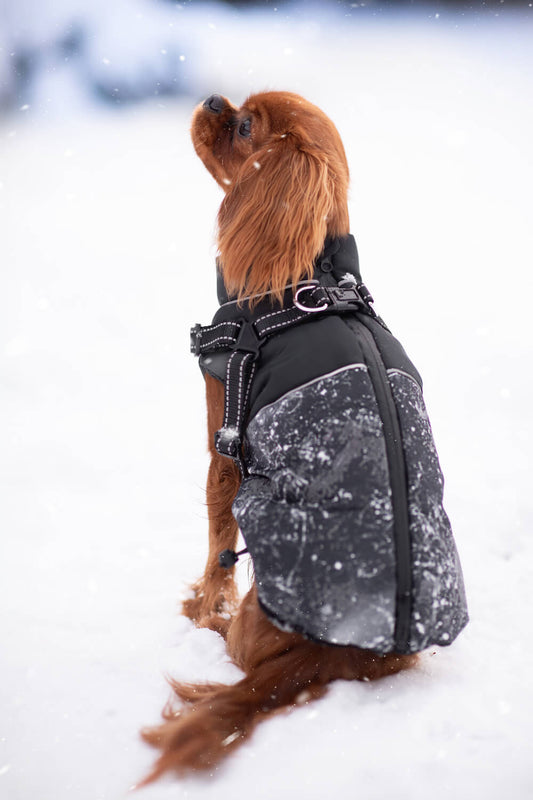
[1,2,533,800]
[1,0,532,116]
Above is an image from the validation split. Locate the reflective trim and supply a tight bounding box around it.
[387,367,422,391]
[251,363,368,418]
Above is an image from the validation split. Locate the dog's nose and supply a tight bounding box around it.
[203,94,225,114]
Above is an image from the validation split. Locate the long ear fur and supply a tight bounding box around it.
[217,133,336,304]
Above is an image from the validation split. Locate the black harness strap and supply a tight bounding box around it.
[213,350,257,474]
[191,281,377,474]
[190,320,241,355]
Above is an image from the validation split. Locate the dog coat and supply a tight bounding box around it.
[192,235,468,654]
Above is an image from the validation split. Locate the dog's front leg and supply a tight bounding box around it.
[182,374,241,637]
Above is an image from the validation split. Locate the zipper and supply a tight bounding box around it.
[348,316,412,653]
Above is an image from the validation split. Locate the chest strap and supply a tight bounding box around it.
[191,281,376,475]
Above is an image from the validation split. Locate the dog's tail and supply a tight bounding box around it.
[140,594,417,782]
[140,650,324,783]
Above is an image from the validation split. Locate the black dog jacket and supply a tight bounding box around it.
[192,235,468,654]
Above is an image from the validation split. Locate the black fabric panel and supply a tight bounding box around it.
[352,314,423,389]
[200,309,423,420]
[199,312,364,398]
[248,316,365,420]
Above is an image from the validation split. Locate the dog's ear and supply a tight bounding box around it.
[217,132,336,303]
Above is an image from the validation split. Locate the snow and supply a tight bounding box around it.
[1,3,533,800]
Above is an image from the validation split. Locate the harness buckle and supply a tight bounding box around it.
[190,323,203,356]
[294,283,364,314]
[233,320,262,358]
[324,285,364,309]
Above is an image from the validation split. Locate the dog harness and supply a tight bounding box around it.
[191,235,468,654]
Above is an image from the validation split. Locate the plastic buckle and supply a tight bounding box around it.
[233,320,262,358]
[324,285,363,310]
[190,323,203,356]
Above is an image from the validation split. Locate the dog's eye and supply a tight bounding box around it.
[238,119,252,138]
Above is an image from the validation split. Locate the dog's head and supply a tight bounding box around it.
[191,91,350,302]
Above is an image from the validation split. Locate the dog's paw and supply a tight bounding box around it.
[182,584,238,637]
[181,588,206,624]
[183,598,233,639]
[196,610,233,638]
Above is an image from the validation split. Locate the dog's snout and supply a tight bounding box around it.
[203,94,225,114]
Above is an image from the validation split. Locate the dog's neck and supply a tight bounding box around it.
[216,234,361,307]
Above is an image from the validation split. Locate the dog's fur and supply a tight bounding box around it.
[141,92,418,783]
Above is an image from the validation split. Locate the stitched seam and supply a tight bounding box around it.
[254,287,326,326]
[242,361,256,421]
[223,351,239,428]
[255,308,291,323]
[206,321,240,332]
[235,353,252,428]
[201,334,236,346]
[259,315,304,334]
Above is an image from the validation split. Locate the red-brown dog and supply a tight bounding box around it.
[141,92,418,782]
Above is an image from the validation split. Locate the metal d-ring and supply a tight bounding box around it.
[294,284,328,313]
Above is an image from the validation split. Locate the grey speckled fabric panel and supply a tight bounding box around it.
[233,365,398,651]
[388,371,469,650]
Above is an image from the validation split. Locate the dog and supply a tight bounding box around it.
[140,91,468,782]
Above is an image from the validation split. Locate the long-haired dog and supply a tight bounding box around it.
[141,91,424,782]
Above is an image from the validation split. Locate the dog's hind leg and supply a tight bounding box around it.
[182,374,241,637]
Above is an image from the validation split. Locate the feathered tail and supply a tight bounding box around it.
[140,591,417,783]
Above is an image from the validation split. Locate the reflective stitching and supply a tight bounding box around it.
[205,321,240,332]
[224,351,239,428]
[242,360,256,421]
[255,308,291,323]
[200,334,237,347]
[258,315,305,334]
[235,353,252,427]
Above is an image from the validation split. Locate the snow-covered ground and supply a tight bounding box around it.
[1,4,533,799]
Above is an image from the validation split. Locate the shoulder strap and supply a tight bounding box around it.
[191,281,377,475]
